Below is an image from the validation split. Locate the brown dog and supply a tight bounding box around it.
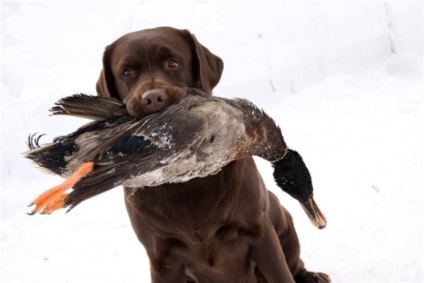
[96,26,330,283]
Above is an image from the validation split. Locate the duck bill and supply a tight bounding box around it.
[300,197,327,229]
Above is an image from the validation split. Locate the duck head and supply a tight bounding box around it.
[272,149,327,229]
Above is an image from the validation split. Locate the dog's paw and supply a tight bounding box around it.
[295,271,331,283]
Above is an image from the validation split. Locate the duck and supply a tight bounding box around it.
[26,91,327,229]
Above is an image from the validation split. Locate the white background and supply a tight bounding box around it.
[1,1,423,282]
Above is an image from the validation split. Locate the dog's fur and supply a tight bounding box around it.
[96,26,329,283]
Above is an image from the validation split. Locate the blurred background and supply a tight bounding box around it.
[1,1,423,282]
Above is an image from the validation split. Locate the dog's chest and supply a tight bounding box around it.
[154,223,254,271]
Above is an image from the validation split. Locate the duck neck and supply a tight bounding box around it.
[230,99,288,162]
[248,116,288,163]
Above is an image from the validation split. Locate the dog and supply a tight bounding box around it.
[96,26,330,283]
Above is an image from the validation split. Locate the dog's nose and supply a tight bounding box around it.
[141,90,169,114]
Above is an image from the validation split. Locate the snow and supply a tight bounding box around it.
[1,1,423,282]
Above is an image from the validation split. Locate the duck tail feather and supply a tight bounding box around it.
[24,133,72,175]
[27,133,46,150]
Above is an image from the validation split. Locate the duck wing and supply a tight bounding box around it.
[50,93,127,120]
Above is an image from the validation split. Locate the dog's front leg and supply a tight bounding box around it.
[251,215,295,283]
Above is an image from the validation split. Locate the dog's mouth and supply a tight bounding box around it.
[125,87,209,118]
[186,88,209,97]
[300,197,327,229]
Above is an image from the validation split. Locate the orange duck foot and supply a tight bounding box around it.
[28,162,94,215]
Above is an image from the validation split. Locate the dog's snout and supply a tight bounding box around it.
[141,90,169,114]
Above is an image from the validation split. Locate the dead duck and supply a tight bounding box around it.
[26,92,326,229]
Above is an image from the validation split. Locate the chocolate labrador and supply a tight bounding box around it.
[96,26,330,283]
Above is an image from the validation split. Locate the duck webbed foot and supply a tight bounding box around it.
[28,162,94,215]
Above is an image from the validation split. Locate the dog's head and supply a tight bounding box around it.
[96,26,223,118]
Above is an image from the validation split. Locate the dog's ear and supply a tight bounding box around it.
[96,45,118,98]
[184,31,224,95]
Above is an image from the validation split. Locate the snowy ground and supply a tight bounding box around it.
[1,1,423,282]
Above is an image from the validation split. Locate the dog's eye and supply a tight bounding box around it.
[165,58,181,71]
[122,68,133,78]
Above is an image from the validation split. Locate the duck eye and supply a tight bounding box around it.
[166,58,181,70]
